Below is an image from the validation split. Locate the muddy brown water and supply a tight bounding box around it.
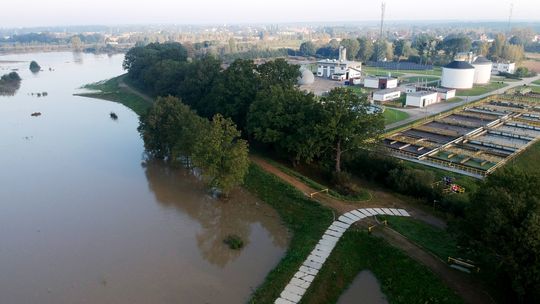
[0,52,288,304]
[337,271,388,304]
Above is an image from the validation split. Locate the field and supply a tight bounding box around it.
[383,108,410,125]
[456,81,507,96]
[300,229,464,304]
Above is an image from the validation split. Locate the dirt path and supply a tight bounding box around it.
[372,227,495,304]
[117,75,154,103]
[251,155,495,304]
[251,155,446,228]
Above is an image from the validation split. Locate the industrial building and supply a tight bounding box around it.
[441,61,475,89]
[492,62,516,74]
[405,91,439,107]
[316,46,362,81]
[373,88,401,102]
[400,85,456,101]
[472,56,493,84]
[364,76,398,89]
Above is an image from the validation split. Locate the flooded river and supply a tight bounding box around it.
[0,52,288,303]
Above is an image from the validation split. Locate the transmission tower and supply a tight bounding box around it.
[379,2,386,41]
[507,2,514,33]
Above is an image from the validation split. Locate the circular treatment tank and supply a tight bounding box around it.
[297,68,315,85]
[441,61,475,89]
[472,56,492,84]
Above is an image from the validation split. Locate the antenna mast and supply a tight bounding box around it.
[380,2,386,41]
[507,2,514,33]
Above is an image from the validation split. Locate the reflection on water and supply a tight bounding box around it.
[144,160,289,267]
[0,52,289,304]
[0,80,20,96]
[338,271,388,304]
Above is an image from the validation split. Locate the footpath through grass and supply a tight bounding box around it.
[301,229,464,304]
[383,108,409,125]
[76,75,151,115]
[245,164,334,303]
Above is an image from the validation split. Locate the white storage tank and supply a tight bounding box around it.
[441,61,475,89]
[472,56,492,84]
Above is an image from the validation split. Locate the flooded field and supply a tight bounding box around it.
[337,271,388,304]
[0,52,288,304]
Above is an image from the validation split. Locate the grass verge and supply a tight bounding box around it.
[456,82,507,96]
[509,140,540,174]
[262,157,371,202]
[532,79,540,85]
[381,216,459,260]
[75,75,151,115]
[301,229,464,304]
[245,164,334,303]
[383,108,409,125]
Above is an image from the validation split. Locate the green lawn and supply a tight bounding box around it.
[362,66,442,77]
[300,229,464,304]
[76,75,152,115]
[456,82,507,96]
[400,76,440,84]
[381,217,459,260]
[509,140,540,174]
[246,164,334,303]
[532,79,540,85]
[525,85,540,93]
[383,108,409,125]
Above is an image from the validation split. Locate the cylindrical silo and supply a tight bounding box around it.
[441,61,475,89]
[472,56,492,84]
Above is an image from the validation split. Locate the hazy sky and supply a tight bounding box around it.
[1,0,538,28]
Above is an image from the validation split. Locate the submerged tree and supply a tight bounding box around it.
[29,61,41,73]
[192,114,249,196]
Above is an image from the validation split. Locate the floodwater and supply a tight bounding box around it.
[0,52,289,304]
[337,271,388,304]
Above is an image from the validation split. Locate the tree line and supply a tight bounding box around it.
[125,42,384,193]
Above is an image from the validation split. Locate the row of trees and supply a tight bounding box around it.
[298,32,528,64]
[125,42,385,181]
[138,96,249,195]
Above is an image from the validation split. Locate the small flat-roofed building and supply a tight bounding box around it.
[492,62,516,74]
[373,88,401,102]
[364,76,398,89]
[415,86,456,100]
[406,91,439,108]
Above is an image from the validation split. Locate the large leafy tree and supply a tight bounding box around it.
[441,34,472,59]
[320,88,384,173]
[340,39,360,60]
[247,86,324,164]
[178,55,222,108]
[193,114,249,195]
[201,59,259,128]
[465,168,540,302]
[356,37,374,62]
[257,58,300,89]
[137,96,203,160]
[299,41,317,57]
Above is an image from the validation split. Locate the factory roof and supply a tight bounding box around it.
[408,91,438,97]
[444,60,475,70]
[374,88,401,95]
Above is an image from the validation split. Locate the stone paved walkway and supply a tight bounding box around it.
[275,207,410,304]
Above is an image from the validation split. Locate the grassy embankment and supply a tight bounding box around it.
[533,79,540,85]
[75,75,151,115]
[246,164,464,304]
[456,81,507,96]
[383,108,409,125]
[301,229,464,304]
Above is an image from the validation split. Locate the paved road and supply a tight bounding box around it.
[385,75,540,130]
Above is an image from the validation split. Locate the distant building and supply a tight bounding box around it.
[455,52,474,63]
[373,88,401,102]
[492,62,516,74]
[316,46,362,81]
[406,91,439,108]
[364,76,398,89]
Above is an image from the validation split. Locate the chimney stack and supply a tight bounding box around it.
[339,46,347,61]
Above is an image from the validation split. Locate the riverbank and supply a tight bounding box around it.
[79,75,470,303]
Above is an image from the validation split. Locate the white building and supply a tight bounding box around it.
[406,91,439,108]
[399,85,456,100]
[317,46,362,81]
[364,76,398,89]
[472,56,492,84]
[441,61,475,89]
[373,88,401,102]
[492,62,516,74]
